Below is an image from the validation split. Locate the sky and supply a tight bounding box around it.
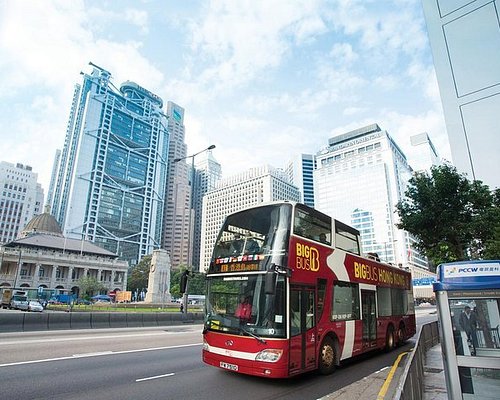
[0,0,450,194]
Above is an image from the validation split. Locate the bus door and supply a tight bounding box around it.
[289,286,316,374]
[361,290,377,348]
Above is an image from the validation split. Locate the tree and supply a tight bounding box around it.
[170,268,206,299]
[483,189,500,259]
[396,164,499,269]
[77,276,106,298]
[127,255,151,292]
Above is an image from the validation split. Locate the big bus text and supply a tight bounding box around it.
[202,202,416,378]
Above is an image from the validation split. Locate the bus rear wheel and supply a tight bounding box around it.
[319,337,337,375]
[396,324,406,347]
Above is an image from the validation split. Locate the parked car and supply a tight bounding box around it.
[91,295,112,302]
[10,294,29,311]
[28,300,43,312]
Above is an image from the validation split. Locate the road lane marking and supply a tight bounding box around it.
[0,331,180,346]
[0,343,202,368]
[377,351,408,400]
[136,373,175,382]
[73,351,113,357]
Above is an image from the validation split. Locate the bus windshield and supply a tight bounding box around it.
[205,274,286,339]
[210,203,292,268]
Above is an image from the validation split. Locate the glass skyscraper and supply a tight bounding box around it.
[314,124,427,269]
[49,64,169,266]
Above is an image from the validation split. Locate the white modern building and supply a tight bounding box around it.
[285,154,316,207]
[422,0,500,189]
[199,165,300,272]
[314,124,427,269]
[409,132,441,173]
[0,162,44,244]
[161,101,190,270]
[192,151,222,271]
[49,64,169,266]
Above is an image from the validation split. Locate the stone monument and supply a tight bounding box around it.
[144,249,171,303]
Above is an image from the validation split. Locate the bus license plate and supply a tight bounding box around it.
[220,362,238,371]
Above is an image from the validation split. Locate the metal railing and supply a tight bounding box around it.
[394,321,440,400]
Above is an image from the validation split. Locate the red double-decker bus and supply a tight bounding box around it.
[202,201,415,378]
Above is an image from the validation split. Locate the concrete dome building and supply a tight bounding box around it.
[21,208,63,238]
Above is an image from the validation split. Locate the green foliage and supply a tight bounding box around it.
[483,189,500,259]
[127,255,151,292]
[77,275,106,297]
[170,267,206,298]
[396,164,499,269]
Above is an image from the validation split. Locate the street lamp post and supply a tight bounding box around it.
[173,144,215,317]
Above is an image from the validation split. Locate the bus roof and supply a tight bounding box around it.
[433,260,500,291]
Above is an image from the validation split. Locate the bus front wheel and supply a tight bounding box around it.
[319,337,337,375]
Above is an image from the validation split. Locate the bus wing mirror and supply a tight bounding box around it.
[265,270,277,295]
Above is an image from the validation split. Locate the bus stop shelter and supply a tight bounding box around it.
[433,260,500,399]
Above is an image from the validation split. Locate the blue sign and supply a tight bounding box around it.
[173,109,182,122]
[433,260,500,291]
[413,277,436,286]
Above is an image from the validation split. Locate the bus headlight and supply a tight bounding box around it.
[255,349,283,363]
[203,339,209,351]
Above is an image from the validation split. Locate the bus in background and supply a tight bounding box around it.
[202,201,415,378]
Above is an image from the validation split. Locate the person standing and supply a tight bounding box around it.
[459,305,478,352]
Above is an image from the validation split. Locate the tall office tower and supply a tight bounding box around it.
[199,165,300,272]
[0,162,44,244]
[192,150,222,271]
[314,124,427,269]
[45,149,61,208]
[161,101,190,270]
[49,64,169,266]
[409,132,441,173]
[422,0,500,188]
[285,154,316,207]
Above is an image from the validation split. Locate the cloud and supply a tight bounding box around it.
[329,42,359,66]
[0,0,451,198]
[343,106,368,116]
[86,7,150,35]
[187,0,328,91]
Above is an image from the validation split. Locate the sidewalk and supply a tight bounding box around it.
[321,344,448,400]
[320,367,391,400]
[423,344,448,400]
